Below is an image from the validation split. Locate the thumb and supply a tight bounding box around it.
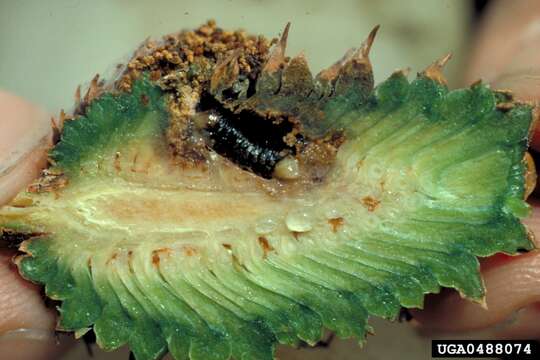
[490,55,540,150]
[413,0,540,338]
[0,90,52,204]
[463,0,540,150]
[0,91,71,359]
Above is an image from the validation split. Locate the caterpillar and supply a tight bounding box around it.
[206,109,292,178]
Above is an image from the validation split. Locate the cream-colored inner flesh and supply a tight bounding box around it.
[3,137,419,264]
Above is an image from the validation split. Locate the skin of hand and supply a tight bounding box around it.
[1,2,540,359]
[412,0,540,340]
[0,91,71,359]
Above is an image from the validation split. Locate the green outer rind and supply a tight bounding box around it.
[10,72,536,360]
[50,75,168,177]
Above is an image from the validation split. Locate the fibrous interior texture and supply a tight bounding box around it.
[0,26,535,360]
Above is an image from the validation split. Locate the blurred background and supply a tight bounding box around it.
[1,0,478,114]
[0,0,497,359]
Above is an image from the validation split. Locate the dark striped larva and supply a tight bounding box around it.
[206,110,289,178]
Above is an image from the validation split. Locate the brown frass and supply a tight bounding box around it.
[103,20,346,182]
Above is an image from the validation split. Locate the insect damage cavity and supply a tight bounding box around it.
[199,95,297,179]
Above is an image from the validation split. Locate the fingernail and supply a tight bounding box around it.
[0,328,71,360]
[0,91,51,175]
[0,91,52,205]
[491,67,540,100]
[491,19,540,99]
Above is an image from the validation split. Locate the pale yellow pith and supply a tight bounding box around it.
[1,133,417,266]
